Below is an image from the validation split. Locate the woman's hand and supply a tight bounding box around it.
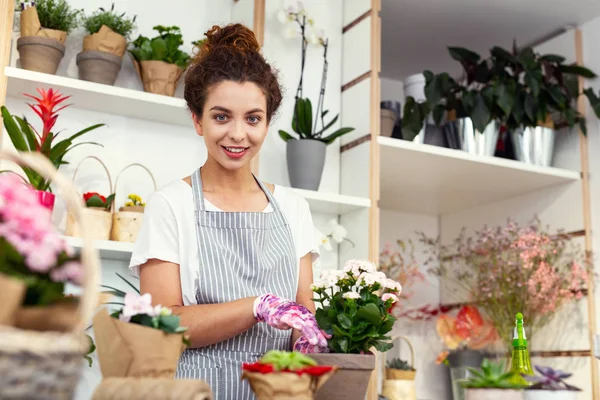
[293,335,330,354]
[254,293,328,348]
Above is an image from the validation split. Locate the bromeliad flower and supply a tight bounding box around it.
[23,88,71,151]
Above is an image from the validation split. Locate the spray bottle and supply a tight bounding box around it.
[508,312,534,385]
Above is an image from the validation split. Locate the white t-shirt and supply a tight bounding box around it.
[128,180,319,305]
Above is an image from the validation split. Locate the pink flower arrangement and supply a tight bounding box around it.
[0,174,82,304]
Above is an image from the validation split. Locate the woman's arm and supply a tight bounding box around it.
[140,258,257,348]
[292,253,316,345]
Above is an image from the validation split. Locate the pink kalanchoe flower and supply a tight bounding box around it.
[120,293,155,322]
[382,293,399,304]
[50,261,83,285]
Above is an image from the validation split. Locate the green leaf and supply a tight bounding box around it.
[1,106,29,152]
[321,110,329,118]
[517,47,536,70]
[315,114,339,136]
[524,93,536,121]
[525,73,541,97]
[448,47,481,63]
[432,104,445,126]
[560,64,597,78]
[159,315,181,332]
[302,98,313,136]
[579,118,587,135]
[115,272,140,294]
[86,194,107,208]
[423,70,434,84]
[585,88,600,118]
[315,308,332,332]
[139,39,153,60]
[461,90,477,114]
[337,313,352,330]
[496,82,515,116]
[491,46,517,64]
[278,130,296,142]
[356,303,382,325]
[474,61,489,83]
[322,127,355,145]
[471,93,491,133]
[14,116,38,151]
[401,97,426,140]
[379,316,395,334]
[373,340,394,352]
[332,324,351,338]
[539,54,566,63]
[338,338,349,353]
[547,85,566,108]
[100,284,126,298]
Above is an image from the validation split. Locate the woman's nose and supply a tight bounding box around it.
[228,121,246,142]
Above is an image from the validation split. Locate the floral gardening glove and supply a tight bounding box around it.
[293,335,330,354]
[254,294,329,348]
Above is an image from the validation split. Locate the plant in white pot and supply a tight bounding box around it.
[277,1,355,191]
[309,259,401,400]
[523,365,581,400]
[461,359,525,400]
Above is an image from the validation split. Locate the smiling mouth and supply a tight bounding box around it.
[222,146,249,158]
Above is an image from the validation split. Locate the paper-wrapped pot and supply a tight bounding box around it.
[15,300,79,332]
[82,25,127,57]
[242,369,336,400]
[92,309,186,378]
[131,56,183,97]
[0,273,26,326]
[18,6,66,74]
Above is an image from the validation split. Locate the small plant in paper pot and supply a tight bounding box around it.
[241,350,336,400]
[308,259,401,400]
[461,359,525,400]
[92,291,189,378]
[523,365,581,400]
[120,193,145,213]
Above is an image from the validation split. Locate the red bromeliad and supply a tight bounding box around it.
[23,88,71,153]
[242,362,334,377]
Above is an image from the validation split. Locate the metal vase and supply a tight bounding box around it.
[286,139,326,191]
[458,118,500,157]
[510,126,555,166]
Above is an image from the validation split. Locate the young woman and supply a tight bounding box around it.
[129,24,329,399]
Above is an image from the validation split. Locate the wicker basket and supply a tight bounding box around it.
[382,336,417,400]
[110,163,157,243]
[65,156,113,241]
[0,150,100,400]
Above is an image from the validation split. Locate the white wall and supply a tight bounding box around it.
[380,76,404,106]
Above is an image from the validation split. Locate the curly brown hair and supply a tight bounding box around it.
[184,24,282,122]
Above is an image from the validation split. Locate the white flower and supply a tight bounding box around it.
[310,282,326,291]
[120,293,154,322]
[359,272,377,286]
[343,292,360,300]
[307,32,320,45]
[315,227,333,252]
[328,219,348,243]
[383,278,403,293]
[283,25,300,39]
[374,271,388,284]
[382,293,399,304]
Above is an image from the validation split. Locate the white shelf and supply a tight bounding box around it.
[379,136,581,214]
[63,236,133,262]
[293,188,371,214]
[5,67,191,127]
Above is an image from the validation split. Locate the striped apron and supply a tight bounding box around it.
[176,168,298,400]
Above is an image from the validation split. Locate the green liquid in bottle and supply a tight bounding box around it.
[508,312,533,385]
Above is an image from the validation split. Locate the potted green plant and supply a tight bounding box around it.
[461,359,525,400]
[310,259,401,400]
[524,365,581,400]
[277,2,355,190]
[381,346,417,400]
[78,4,137,85]
[402,43,600,165]
[129,25,191,96]
[241,350,336,399]
[17,0,80,74]
[1,88,104,211]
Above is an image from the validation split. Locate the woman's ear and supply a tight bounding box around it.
[192,113,204,137]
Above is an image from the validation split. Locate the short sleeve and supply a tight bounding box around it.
[298,199,320,262]
[128,192,180,276]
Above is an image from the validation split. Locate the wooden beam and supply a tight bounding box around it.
[341,70,371,92]
[575,27,600,400]
[342,9,371,34]
[366,1,381,399]
[0,0,14,149]
[252,0,265,176]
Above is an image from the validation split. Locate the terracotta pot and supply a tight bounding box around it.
[309,353,375,400]
[0,273,26,326]
[35,190,55,211]
[15,300,79,332]
[524,390,577,400]
[465,388,524,400]
[77,50,122,85]
[17,36,65,74]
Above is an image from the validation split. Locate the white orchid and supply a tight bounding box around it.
[328,219,347,243]
[315,226,333,252]
[277,9,294,24]
[282,25,300,39]
[307,28,327,46]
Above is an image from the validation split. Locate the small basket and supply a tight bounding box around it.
[110,163,157,243]
[381,336,417,400]
[65,156,113,241]
[0,149,100,400]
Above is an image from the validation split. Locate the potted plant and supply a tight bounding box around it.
[120,193,145,213]
[78,4,137,85]
[309,259,401,400]
[0,173,84,331]
[17,0,80,74]
[524,365,581,400]
[277,2,355,190]
[402,43,600,165]
[381,346,417,400]
[92,291,189,378]
[129,25,191,96]
[1,88,104,211]
[461,359,525,400]
[241,350,336,399]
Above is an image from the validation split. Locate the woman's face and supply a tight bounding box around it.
[193,80,268,171]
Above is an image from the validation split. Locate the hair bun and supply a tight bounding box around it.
[200,23,260,56]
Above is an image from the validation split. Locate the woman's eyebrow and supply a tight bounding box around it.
[246,108,265,114]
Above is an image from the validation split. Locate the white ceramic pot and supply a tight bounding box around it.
[403,73,426,102]
[465,388,523,400]
[524,390,577,400]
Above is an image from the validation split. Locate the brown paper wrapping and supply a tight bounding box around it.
[0,273,26,326]
[242,370,337,400]
[130,55,183,97]
[20,7,67,44]
[385,368,416,381]
[92,378,212,400]
[15,300,79,332]
[118,205,145,213]
[92,309,186,378]
[83,25,127,57]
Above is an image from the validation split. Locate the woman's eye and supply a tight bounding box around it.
[215,114,228,122]
[247,116,260,124]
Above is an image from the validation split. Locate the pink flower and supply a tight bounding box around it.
[50,261,83,285]
[120,293,155,322]
[382,293,398,304]
[26,247,57,272]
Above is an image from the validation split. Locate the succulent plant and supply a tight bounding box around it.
[259,350,317,372]
[525,365,581,391]
[387,357,414,371]
[461,359,525,389]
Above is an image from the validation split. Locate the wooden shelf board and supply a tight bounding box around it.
[293,188,371,214]
[62,236,133,262]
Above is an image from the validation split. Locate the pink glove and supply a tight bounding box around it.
[254,294,328,348]
[293,335,330,354]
